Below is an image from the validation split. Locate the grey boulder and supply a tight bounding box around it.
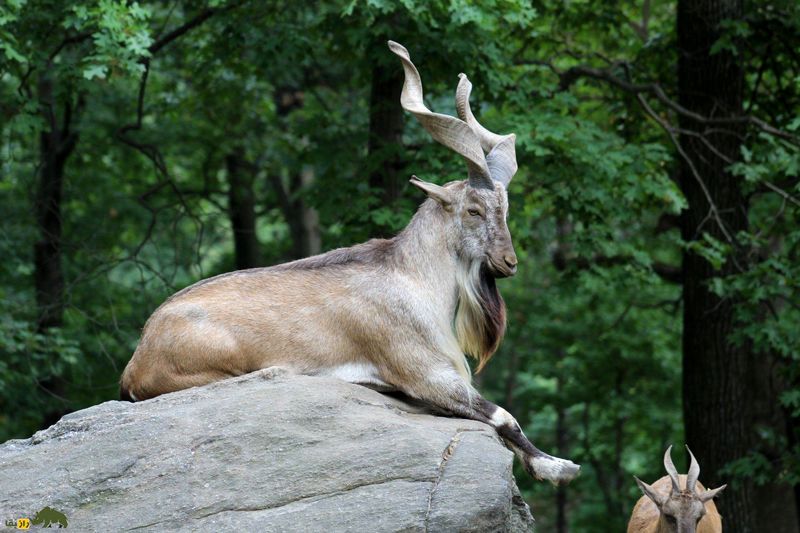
[0,368,534,532]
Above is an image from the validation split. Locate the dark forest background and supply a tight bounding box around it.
[1,1,799,531]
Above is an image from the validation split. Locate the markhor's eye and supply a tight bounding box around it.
[468,208,481,217]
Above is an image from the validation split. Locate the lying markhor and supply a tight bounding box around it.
[121,41,580,484]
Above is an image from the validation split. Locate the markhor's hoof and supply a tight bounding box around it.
[529,456,581,485]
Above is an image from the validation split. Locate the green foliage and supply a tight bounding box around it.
[67,0,153,79]
[1,0,798,529]
[0,305,81,442]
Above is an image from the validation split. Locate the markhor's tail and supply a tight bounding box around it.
[119,384,136,402]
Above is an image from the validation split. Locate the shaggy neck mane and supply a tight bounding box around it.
[398,200,508,374]
[455,261,507,373]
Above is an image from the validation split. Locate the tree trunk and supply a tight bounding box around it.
[678,0,750,525]
[34,73,74,331]
[268,167,321,261]
[226,149,261,269]
[366,58,405,238]
[749,353,800,531]
[555,392,568,533]
[678,3,799,530]
[288,166,321,259]
[677,2,752,530]
[271,89,321,260]
[35,72,79,427]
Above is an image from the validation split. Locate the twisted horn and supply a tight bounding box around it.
[663,445,682,494]
[686,445,700,493]
[387,41,494,189]
[455,73,518,188]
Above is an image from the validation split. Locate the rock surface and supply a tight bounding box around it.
[0,369,534,532]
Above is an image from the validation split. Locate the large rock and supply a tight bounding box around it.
[0,369,534,532]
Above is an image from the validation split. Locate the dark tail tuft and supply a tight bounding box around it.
[119,384,135,402]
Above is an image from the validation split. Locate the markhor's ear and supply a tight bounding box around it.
[698,484,727,503]
[634,476,667,508]
[410,175,453,209]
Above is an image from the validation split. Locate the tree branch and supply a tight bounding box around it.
[635,93,735,244]
[147,7,220,55]
[551,63,800,146]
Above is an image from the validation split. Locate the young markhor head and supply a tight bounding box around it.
[629,446,726,533]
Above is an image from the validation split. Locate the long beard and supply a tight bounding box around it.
[454,261,507,373]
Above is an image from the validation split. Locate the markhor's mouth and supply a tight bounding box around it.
[486,257,516,278]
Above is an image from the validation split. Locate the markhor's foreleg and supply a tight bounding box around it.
[475,398,580,484]
[397,366,579,484]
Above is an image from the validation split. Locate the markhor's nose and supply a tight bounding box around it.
[504,254,518,268]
